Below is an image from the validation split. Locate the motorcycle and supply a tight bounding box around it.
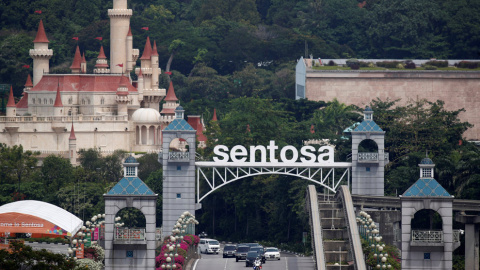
[253,257,263,270]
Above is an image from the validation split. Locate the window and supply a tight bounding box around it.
[126,166,135,176]
[101,98,105,105]
[176,193,181,199]
[38,98,41,104]
[68,98,72,104]
[366,113,372,120]
[82,99,85,105]
[50,98,53,104]
[32,98,35,104]
[424,253,430,260]
[126,250,133,258]
[44,98,47,104]
[177,166,181,171]
[422,168,432,178]
[366,167,370,172]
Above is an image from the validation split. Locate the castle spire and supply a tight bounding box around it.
[152,41,159,56]
[24,74,33,88]
[212,108,218,121]
[70,46,82,73]
[7,86,16,107]
[164,81,178,101]
[54,83,63,107]
[69,123,77,140]
[33,19,49,43]
[140,37,152,60]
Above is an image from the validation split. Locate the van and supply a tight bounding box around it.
[199,238,220,254]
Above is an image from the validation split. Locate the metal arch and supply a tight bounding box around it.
[196,163,351,203]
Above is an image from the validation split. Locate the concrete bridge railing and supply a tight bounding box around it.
[306,185,326,270]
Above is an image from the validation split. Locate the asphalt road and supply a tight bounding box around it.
[193,248,315,270]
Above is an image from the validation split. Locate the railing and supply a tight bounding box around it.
[115,228,145,241]
[169,151,189,161]
[394,229,401,242]
[306,185,326,270]
[335,185,367,270]
[411,230,443,243]
[358,152,389,162]
[0,115,129,123]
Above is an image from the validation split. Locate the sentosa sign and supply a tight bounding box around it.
[213,140,334,164]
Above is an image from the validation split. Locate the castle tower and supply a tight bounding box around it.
[16,75,33,115]
[30,20,53,86]
[24,74,33,93]
[137,68,144,100]
[160,81,179,116]
[70,46,82,74]
[116,75,130,116]
[161,106,197,236]
[6,86,16,117]
[139,37,152,89]
[68,123,77,165]
[126,27,134,72]
[351,107,387,196]
[108,0,132,74]
[94,45,110,73]
[104,156,157,269]
[151,41,159,89]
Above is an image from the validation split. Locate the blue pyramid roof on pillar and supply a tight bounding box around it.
[106,156,155,196]
[402,157,452,197]
[164,106,195,131]
[353,106,383,132]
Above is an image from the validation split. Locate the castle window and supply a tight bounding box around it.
[101,98,105,105]
[44,98,47,104]
[32,98,35,104]
[50,98,53,105]
[68,98,72,104]
[87,99,91,105]
[38,98,41,104]
[82,99,85,105]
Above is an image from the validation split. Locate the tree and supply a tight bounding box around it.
[0,144,38,196]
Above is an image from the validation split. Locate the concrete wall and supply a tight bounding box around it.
[304,70,480,140]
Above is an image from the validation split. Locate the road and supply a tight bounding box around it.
[193,248,315,270]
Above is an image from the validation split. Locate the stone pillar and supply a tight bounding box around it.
[455,215,480,270]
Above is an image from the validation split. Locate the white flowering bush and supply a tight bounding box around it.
[75,258,104,270]
[91,244,105,262]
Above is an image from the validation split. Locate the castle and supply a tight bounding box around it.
[0,0,207,164]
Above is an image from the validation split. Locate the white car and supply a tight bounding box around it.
[199,238,220,254]
[264,247,281,260]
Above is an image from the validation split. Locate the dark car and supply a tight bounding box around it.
[223,244,236,258]
[245,251,260,267]
[235,245,250,262]
[250,246,266,263]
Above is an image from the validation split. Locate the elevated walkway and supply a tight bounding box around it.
[307,185,366,270]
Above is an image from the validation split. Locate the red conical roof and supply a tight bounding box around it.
[140,37,152,60]
[54,84,63,107]
[119,75,130,87]
[164,81,178,101]
[127,27,132,37]
[7,86,16,107]
[152,41,159,56]
[16,93,28,109]
[81,53,86,63]
[97,45,107,59]
[138,68,143,77]
[33,20,49,43]
[70,46,82,69]
[25,74,33,87]
[212,108,217,121]
[69,124,76,140]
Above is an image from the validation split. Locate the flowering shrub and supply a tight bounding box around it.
[75,258,104,270]
[183,235,194,246]
[155,235,200,270]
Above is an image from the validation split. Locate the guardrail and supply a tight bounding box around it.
[335,185,366,270]
[115,228,146,241]
[169,151,189,161]
[358,152,389,162]
[306,185,326,270]
[411,230,443,243]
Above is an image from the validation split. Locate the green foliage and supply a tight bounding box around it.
[0,241,84,269]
